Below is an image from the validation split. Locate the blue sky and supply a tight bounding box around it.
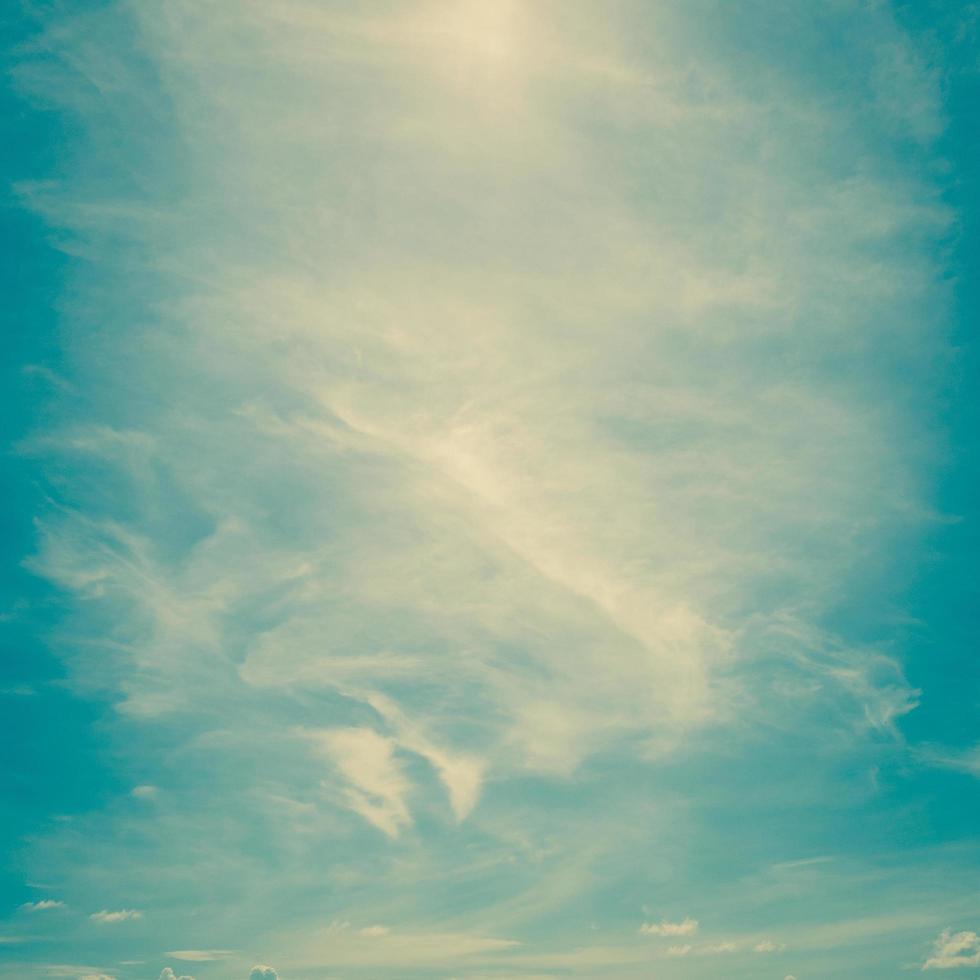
[2,2,980,978]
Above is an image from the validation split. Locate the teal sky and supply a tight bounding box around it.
[2,2,980,978]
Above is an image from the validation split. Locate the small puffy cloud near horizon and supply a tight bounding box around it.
[641,917,699,937]
[20,899,65,912]
[249,966,279,980]
[89,910,143,924]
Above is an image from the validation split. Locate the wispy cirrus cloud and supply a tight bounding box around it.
[41,967,114,979]
[6,1,968,977]
[22,0,938,786]
[165,950,234,962]
[305,727,412,838]
[88,910,142,924]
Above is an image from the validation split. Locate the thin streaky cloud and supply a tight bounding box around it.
[3,1,977,978]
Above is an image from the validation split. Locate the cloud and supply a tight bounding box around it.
[23,0,936,803]
[159,969,195,980]
[771,856,835,870]
[286,925,521,969]
[131,785,159,799]
[923,929,980,969]
[754,939,784,953]
[665,945,692,957]
[10,2,956,977]
[20,900,65,912]
[43,968,114,979]
[704,942,737,953]
[358,925,390,937]
[248,967,278,980]
[0,684,36,696]
[919,744,980,777]
[88,909,142,924]
[641,917,698,937]
[307,727,412,837]
[358,691,485,820]
[166,951,234,962]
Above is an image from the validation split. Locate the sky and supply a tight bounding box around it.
[1,1,979,978]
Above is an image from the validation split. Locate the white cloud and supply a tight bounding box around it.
[359,691,484,820]
[14,2,952,974]
[358,925,390,937]
[43,968,113,979]
[771,856,834,871]
[754,939,784,953]
[920,744,980,777]
[159,970,195,980]
[704,942,738,953]
[923,929,980,969]
[248,966,278,980]
[89,909,142,924]
[131,784,159,799]
[288,926,521,968]
[20,900,65,912]
[411,738,484,821]
[17,7,935,859]
[0,683,36,696]
[166,951,234,962]
[641,917,698,937]
[665,945,692,957]
[307,727,411,837]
